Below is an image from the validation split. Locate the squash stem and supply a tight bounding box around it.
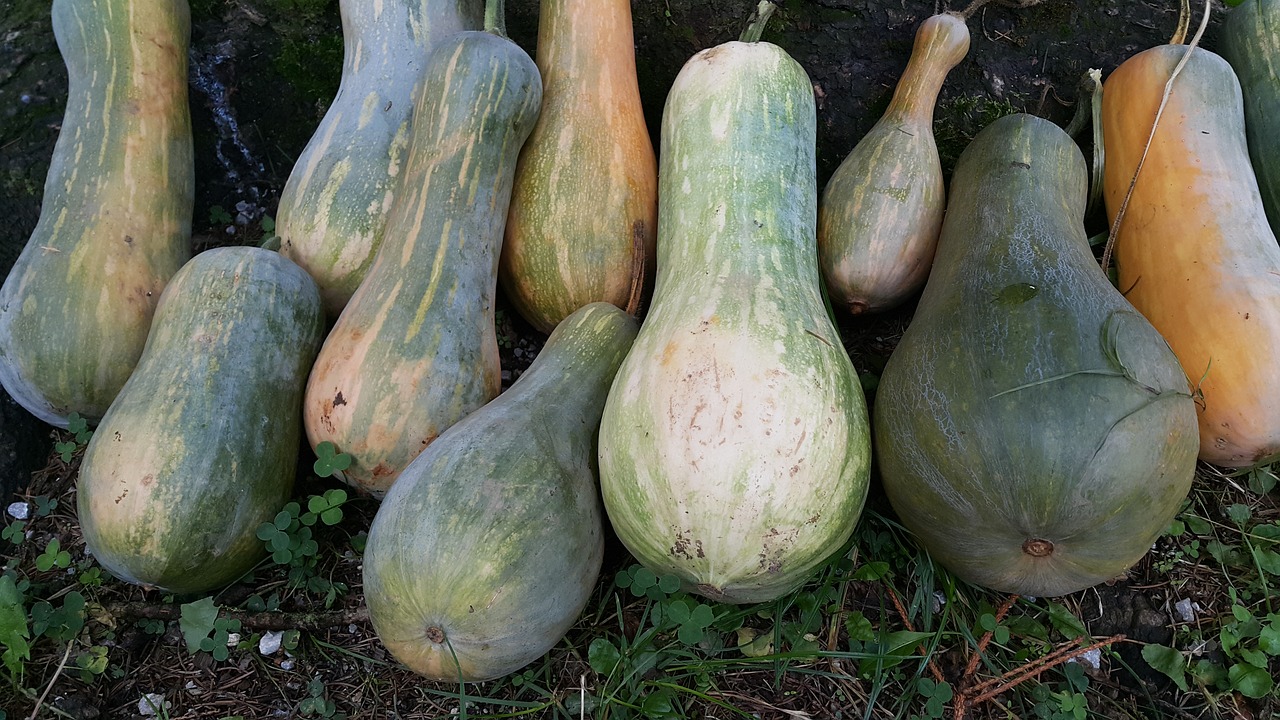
[740,1,776,43]
[484,0,507,38]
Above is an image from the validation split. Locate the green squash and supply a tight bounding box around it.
[77,247,324,595]
[364,303,636,681]
[874,113,1199,597]
[1220,0,1280,232]
[277,0,485,317]
[597,24,872,605]
[302,8,542,497]
[0,0,193,427]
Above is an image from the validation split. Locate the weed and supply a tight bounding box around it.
[254,489,351,605]
[54,413,92,463]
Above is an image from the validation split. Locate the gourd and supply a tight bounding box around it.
[817,11,968,314]
[1220,0,1280,231]
[875,113,1198,597]
[364,303,636,682]
[76,247,324,595]
[1103,43,1280,467]
[0,0,193,427]
[302,1,542,497]
[597,5,872,605]
[277,0,484,318]
[500,0,657,333]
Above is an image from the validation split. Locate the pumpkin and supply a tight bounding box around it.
[1219,0,1280,232]
[364,303,636,681]
[0,0,193,427]
[302,1,542,497]
[499,0,657,333]
[1103,43,1280,466]
[597,5,872,605]
[875,113,1198,597]
[817,11,969,315]
[277,0,485,317]
[77,247,324,595]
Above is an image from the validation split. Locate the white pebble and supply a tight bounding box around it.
[259,631,283,655]
[281,659,295,671]
[1070,648,1102,671]
[6,502,28,520]
[225,632,240,647]
[138,693,169,715]
[1175,598,1197,623]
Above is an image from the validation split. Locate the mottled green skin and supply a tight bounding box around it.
[874,114,1198,597]
[1221,0,1280,233]
[364,303,636,681]
[77,247,324,595]
[0,0,193,428]
[598,41,872,605]
[302,29,542,496]
[277,0,485,317]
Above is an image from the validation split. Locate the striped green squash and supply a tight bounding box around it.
[1220,0,1280,232]
[302,9,542,498]
[817,12,969,315]
[597,17,873,605]
[77,247,324,595]
[0,0,193,427]
[365,303,637,681]
[874,114,1198,597]
[277,0,484,317]
[500,0,657,333]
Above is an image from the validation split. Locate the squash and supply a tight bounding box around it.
[875,113,1198,597]
[364,302,636,681]
[1219,0,1280,232]
[277,0,485,317]
[0,0,193,428]
[1103,44,1280,467]
[597,6,873,605]
[499,0,657,333]
[76,247,324,595]
[302,3,542,497]
[817,12,969,315]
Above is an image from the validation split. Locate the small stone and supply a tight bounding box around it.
[932,591,947,612]
[20,94,31,104]
[138,693,169,716]
[259,631,283,655]
[184,680,202,696]
[225,225,236,235]
[1175,598,1197,623]
[226,632,240,647]
[6,501,28,520]
[280,658,295,671]
[1071,648,1102,671]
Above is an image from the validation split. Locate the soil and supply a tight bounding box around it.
[0,0,1263,718]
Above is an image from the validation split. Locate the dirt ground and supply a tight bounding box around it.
[0,0,1258,718]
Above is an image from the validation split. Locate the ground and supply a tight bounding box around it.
[1,0,1278,719]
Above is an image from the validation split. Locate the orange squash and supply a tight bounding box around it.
[499,0,657,333]
[816,12,969,315]
[1103,44,1280,467]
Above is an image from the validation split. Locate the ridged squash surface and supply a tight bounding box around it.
[875,114,1198,597]
[278,0,484,317]
[365,303,636,681]
[1103,45,1280,467]
[303,29,542,497]
[500,0,657,332]
[0,0,193,427]
[77,247,324,595]
[598,41,872,605]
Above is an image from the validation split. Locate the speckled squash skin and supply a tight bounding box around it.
[0,0,193,428]
[1221,0,1280,232]
[302,28,541,497]
[875,114,1198,597]
[597,41,872,605]
[76,247,324,595]
[1103,46,1280,467]
[364,303,636,681]
[500,0,657,333]
[277,0,484,318]
[817,12,968,315]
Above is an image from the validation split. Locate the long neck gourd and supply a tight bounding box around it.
[0,0,193,427]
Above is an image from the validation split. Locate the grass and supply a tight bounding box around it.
[1,427,1276,718]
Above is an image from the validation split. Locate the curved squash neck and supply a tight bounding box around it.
[884,13,969,124]
[537,0,637,81]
